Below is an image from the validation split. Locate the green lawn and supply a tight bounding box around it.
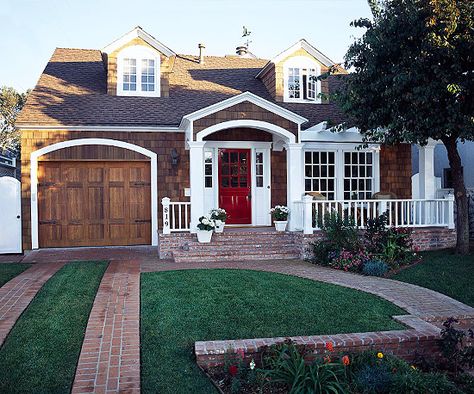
[141,269,405,393]
[392,250,474,307]
[0,261,108,393]
[0,263,31,287]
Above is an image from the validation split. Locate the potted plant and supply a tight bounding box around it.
[210,208,228,233]
[270,205,289,232]
[196,215,215,243]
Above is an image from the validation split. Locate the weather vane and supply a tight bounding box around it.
[242,26,252,48]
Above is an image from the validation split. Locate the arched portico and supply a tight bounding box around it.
[188,120,304,231]
[30,138,158,249]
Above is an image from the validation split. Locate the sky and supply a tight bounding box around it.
[0,0,372,93]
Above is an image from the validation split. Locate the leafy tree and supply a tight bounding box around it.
[0,86,29,154]
[336,0,474,254]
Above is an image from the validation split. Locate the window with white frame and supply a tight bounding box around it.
[122,58,137,91]
[141,59,155,92]
[304,149,377,200]
[204,150,213,188]
[117,46,160,97]
[304,151,336,199]
[255,152,264,187]
[284,57,320,103]
[343,151,374,200]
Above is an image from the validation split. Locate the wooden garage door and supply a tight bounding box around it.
[38,161,151,247]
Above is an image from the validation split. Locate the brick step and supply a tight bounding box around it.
[173,250,299,263]
[174,247,300,257]
[183,240,296,250]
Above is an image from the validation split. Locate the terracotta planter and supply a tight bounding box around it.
[214,221,225,233]
[196,229,213,243]
[274,220,288,232]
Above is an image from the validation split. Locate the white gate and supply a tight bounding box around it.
[0,176,22,254]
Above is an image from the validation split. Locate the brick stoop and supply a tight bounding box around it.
[172,231,300,263]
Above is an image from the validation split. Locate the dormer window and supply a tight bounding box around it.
[117,46,160,97]
[284,57,321,103]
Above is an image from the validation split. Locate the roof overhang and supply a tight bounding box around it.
[180,91,308,128]
[301,122,369,143]
[102,26,176,57]
[255,39,336,79]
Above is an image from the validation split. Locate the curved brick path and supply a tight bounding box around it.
[142,259,474,321]
[0,262,65,346]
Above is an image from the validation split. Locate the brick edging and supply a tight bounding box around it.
[195,315,442,368]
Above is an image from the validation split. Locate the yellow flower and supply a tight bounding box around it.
[377,352,384,359]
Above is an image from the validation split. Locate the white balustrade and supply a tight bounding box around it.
[299,195,455,234]
[161,197,191,234]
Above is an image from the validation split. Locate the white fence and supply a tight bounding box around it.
[299,195,455,235]
[161,197,191,234]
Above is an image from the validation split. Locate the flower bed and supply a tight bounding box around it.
[310,212,420,276]
[200,318,474,393]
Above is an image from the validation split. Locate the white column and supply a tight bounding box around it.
[286,143,305,231]
[418,140,438,199]
[189,141,206,233]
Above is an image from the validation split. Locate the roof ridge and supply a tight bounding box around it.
[54,47,100,52]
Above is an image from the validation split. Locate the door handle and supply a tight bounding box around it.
[16,215,20,219]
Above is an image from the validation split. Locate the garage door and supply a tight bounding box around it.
[38,161,151,247]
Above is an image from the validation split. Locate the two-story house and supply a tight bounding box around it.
[15,26,454,260]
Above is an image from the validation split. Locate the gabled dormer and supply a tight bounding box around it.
[102,26,176,97]
[256,39,345,104]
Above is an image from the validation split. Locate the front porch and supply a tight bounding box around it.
[159,197,456,262]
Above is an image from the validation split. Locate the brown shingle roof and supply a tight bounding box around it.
[17,48,348,128]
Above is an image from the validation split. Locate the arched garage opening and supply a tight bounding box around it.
[30,138,158,249]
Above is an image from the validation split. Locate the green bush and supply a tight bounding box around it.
[259,341,349,393]
[353,363,392,393]
[362,260,389,277]
[389,371,460,394]
[310,211,361,267]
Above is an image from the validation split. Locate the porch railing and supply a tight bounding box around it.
[298,195,455,235]
[161,197,191,234]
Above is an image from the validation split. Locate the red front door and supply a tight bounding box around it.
[218,149,251,224]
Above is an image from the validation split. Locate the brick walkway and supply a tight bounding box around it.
[72,260,141,394]
[0,262,64,345]
[142,259,474,321]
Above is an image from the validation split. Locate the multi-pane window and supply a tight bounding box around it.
[287,67,317,101]
[220,151,249,188]
[255,152,264,187]
[343,152,374,200]
[288,68,300,99]
[204,151,213,188]
[122,58,137,91]
[304,151,336,200]
[306,69,317,100]
[141,59,155,92]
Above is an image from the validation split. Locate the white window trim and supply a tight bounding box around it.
[283,56,322,104]
[116,45,161,97]
[303,145,380,200]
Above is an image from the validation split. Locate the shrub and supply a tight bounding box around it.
[328,249,369,273]
[259,340,349,393]
[310,211,362,267]
[438,317,474,376]
[362,260,389,277]
[317,211,360,251]
[353,363,392,393]
[365,213,419,269]
[390,371,460,394]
